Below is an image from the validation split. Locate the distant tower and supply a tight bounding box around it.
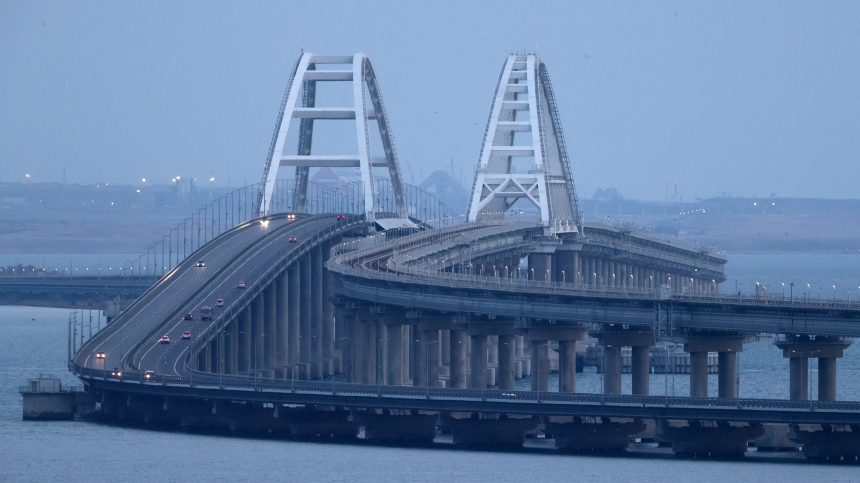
[468,54,581,233]
[257,53,407,222]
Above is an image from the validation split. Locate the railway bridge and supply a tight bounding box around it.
[70,52,860,461]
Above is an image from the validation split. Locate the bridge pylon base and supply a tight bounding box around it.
[443,414,538,448]
[790,424,860,462]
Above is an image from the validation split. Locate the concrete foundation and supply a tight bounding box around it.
[444,415,538,447]
[658,421,764,457]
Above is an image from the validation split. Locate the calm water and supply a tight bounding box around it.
[2,254,860,481]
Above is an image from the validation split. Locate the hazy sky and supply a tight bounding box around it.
[2,1,858,201]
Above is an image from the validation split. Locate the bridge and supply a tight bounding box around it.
[69,52,860,461]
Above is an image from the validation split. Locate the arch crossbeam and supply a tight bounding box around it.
[468,54,581,233]
[258,53,407,222]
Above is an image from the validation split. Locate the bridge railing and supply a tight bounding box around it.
[72,361,860,412]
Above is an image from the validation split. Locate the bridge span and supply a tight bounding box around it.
[68,52,860,461]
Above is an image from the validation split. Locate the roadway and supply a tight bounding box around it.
[73,213,338,378]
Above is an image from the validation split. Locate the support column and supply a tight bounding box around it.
[310,247,323,379]
[789,357,809,400]
[386,324,403,385]
[558,340,576,393]
[288,264,300,369]
[412,325,425,387]
[718,351,738,398]
[529,253,552,282]
[238,308,251,373]
[299,256,311,378]
[530,340,549,392]
[229,319,238,374]
[689,352,709,398]
[603,346,621,394]
[419,329,439,387]
[631,345,650,396]
[322,249,334,376]
[775,335,850,402]
[252,293,264,375]
[469,335,488,389]
[275,272,289,378]
[449,329,467,389]
[818,357,837,402]
[263,283,276,375]
[497,335,515,391]
[348,313,362,383]
[363,318,378,384]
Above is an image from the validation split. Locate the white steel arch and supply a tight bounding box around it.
[468,54,581,234]
[258,52,407,222]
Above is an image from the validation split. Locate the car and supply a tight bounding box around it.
[287,214,296,220]
[183,313,193,320]
[215,299,224,307]
[144,370,155,381]
[159,335,170,344]
[200,306,213,320]
[110,368,122,377]
[196,260,205,267]
[288,237,298,243]
[336,215,347,221]
[95,352,106,359]
[237,281,246,289]
[181,332,192,340]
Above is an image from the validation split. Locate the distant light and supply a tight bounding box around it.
[111,202,114,205]
[209,177,214,182]
[25,174,30,178]
[142,178,146,182]
[136,189,140,193]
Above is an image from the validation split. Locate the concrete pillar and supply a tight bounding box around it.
[263,284,276,374]
[363,319,378,384]
[789,357,809,400]
[299,256,311,376]
[348,314,362,383]
[441,329,451,367]
[425,329,440,387]
[386,324,402,385]
[252,294,264,374]
[631,345,650,396]
[288,264,300,367]
[203,343,212,373]
[718,351,738,398]
[689,352,709,398]
[603,346,621,394]
[469,335,488,389]
[322,251,334,376]
[487,335,498,365]
[275,272,289,378]
[818,357,837,401]
[333,304,344,374]
[412,325,425,387]
[449,330,467,389]
[311,247,323,379]
[229,319,238,374]
[402,324,410,383]
[238,308,251,373]
[558,340,576,393]
[530,253,552,282]
[497,335,515,390]
[530,340,549,392]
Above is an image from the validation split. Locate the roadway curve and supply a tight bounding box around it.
[74,213,343,378]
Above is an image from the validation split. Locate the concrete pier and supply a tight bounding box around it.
[449,329,467,389]
[775,335,852,401]
[469,335,488,389]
